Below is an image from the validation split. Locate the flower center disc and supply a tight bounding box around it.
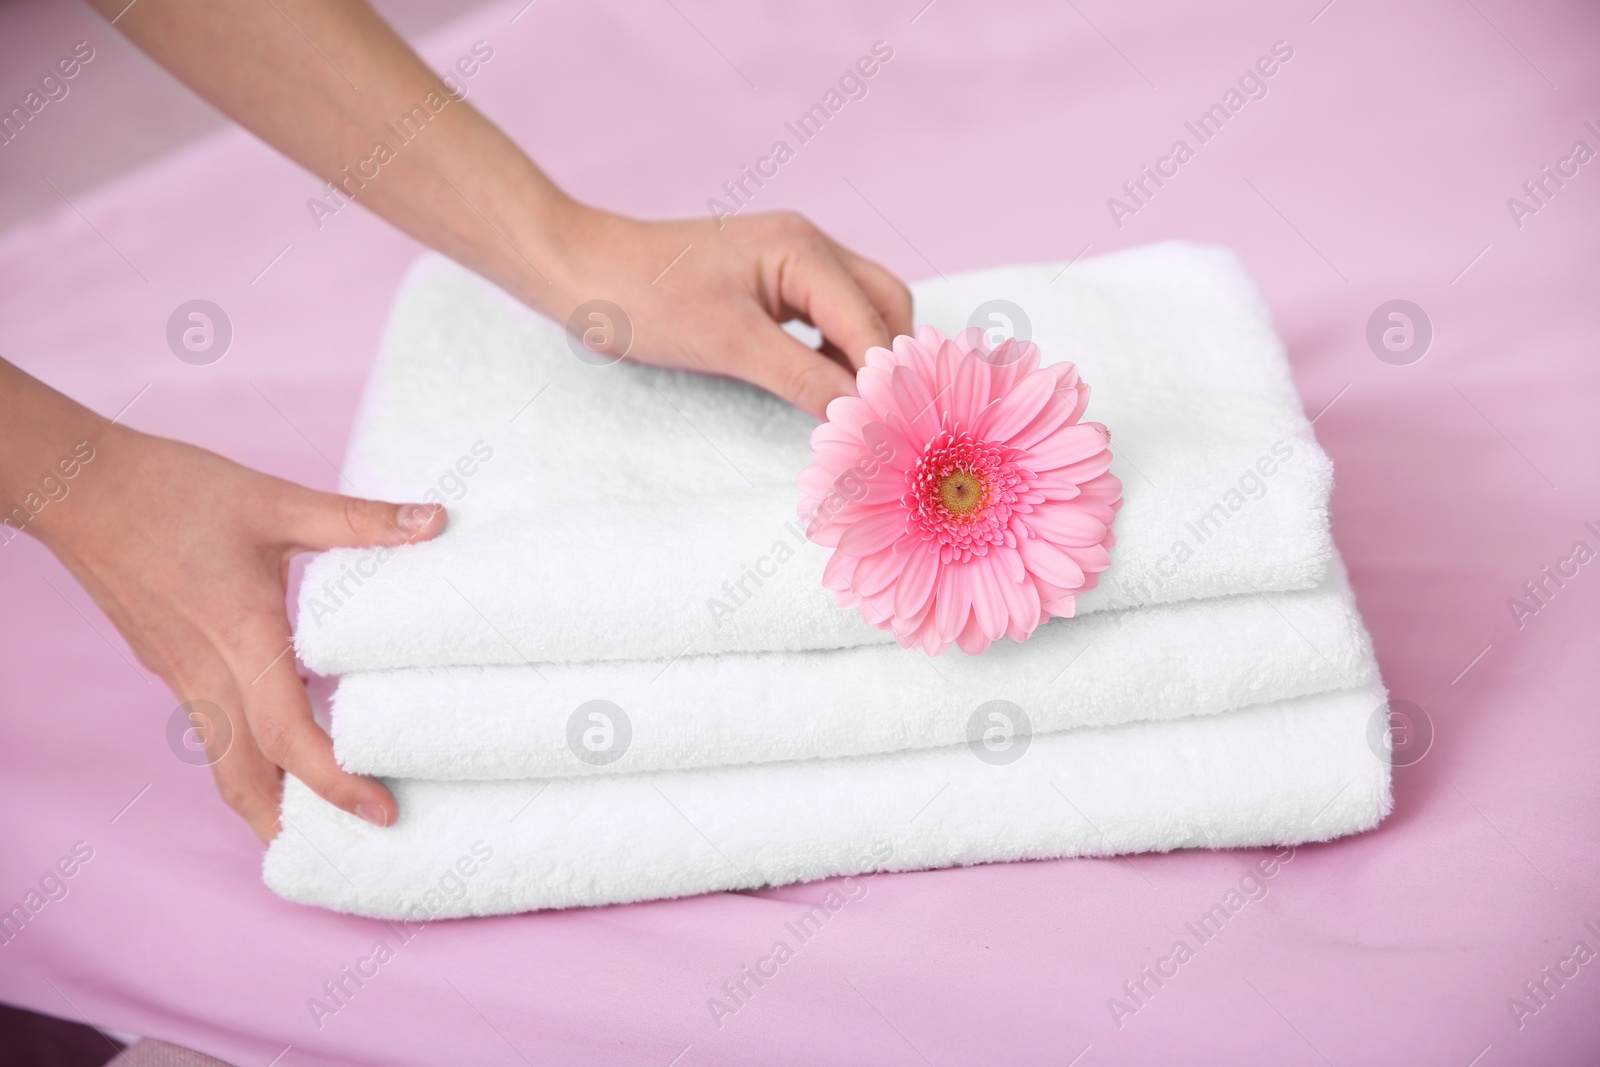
[938,469,986,518]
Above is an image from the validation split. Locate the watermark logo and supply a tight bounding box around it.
[1366,697,1432,767]
[567,700,631,766]
[566,300,632,366]
[966,299,1031,362]
[166,700,233,767]
[166,300,233,365]
[1365,300,1431,366]
[966,700,1031,765]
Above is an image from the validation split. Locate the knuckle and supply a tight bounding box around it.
[253,716,296,765]
[769,210,818,242]
[776,357,833,404]
[214,776,253,815]
[892,281,914,313]
[342,495,381,539]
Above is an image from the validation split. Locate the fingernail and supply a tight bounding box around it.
[396,503,439,536]
[356,802,390,827]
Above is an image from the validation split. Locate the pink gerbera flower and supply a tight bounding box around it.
[798,326,1122,656]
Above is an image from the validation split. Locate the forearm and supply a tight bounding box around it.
[0,358,114,548]
[85,0,574,309]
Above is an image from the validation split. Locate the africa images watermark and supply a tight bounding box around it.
[1505,919,1600,1031]
[1505,520,1600,631]
[0,439,97,547]
[705,842,894,1030]
[703,434,896,627]
[306,41,496,230]
[706,40,896,228]
[305,840,495,1029]
[1505,120,1599,231]
[1107,40,1295,229]
[0,40,97,149]
[301,440,495,628]
[1107,846,1296,1029]
[0,841,96,949]
[1116,439,1298,606]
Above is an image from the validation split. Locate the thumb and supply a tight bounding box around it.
[741,317,859,420]
[286,489,448,552]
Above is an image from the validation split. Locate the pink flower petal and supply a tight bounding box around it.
[955,612,992,655]
[1025,503,1109,547]
[808,436,866,471]
[1061,542,1112,574]
[890,363,941,441]
[850,546,905,598]
[1049,449,1115,484]
[969,554,1008,641]
[820,394,876,436]
[1065,381,1091,424]
[893,541,940,620]
[1025,423,1109,472]
[933,562,972,650]
[1077,469,1123,500]
[953,348,991,432]
[1042,591,1078,617]
[975,367,1055,443]
[1033,479,1084,502]
[913,325,945,353]
[1009,390,1078,451]
[1017,534,1087,589]
[860,344,896,372]
[994,543,1026,583]
[836,506,908,558]
[821,548,858,591]
[863,419,919,473]
[996,566,1044,636]
[855,363,898,422]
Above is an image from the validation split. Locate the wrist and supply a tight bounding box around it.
[500,193,612,316]
[0,362,123,551]
[1,422,123,554]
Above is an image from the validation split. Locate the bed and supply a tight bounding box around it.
[1,1,1596,1063]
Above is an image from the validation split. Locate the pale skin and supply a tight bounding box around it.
[0,0,911,842]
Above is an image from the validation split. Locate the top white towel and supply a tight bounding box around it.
[295,242,1331,671]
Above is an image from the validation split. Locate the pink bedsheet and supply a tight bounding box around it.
[2,1,1597,1064]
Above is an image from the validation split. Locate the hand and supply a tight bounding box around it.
[30,416,446,842]
[537,207,914,418]
[89,0,913,417]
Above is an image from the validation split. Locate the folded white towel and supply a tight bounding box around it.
[331,566,1374,780]
[265,685,1392,918]
[295,242,1333,672]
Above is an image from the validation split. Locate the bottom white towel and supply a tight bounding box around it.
[264,686,1392,919]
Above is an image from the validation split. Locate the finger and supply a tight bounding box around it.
[232,622,398,829]
[778,245,893,371]
[285,489,447,553]
[736,315,860,420]
[214,724,286,843]
[173,665,284,841]
[828,242,914,339]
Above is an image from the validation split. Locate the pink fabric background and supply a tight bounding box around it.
[2,1,1597,1063]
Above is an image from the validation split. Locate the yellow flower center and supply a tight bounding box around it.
[938,470,985,517]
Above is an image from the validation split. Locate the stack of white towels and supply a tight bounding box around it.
[265,242,1391,920]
